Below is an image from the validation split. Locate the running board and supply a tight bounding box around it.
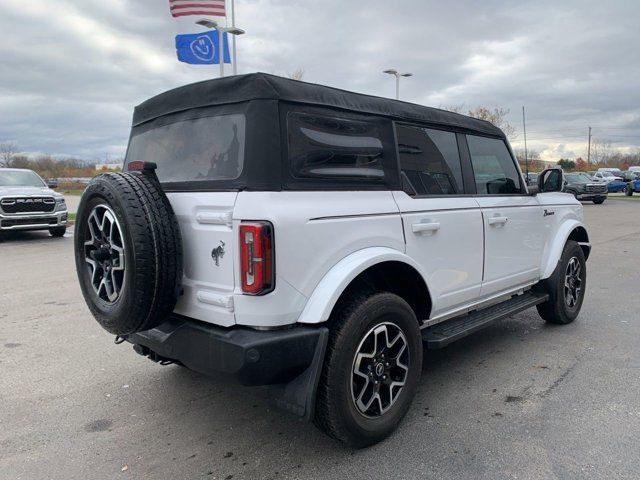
[422,291,549,349]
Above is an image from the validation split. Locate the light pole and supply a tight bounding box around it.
[196,19,245,77]
[383,69,413,100]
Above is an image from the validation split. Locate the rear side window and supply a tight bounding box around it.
[396,125,463,195]
[467,135,522,195]
[288,112,384,180]
[126,114,245,183]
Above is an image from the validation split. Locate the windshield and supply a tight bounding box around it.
[0,170,46,187]
[602,171,614,177]
[126,114,246,183]
[566,173,592,182]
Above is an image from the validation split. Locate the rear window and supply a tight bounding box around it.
[396,124,463,195]
[287,112,385,180]
[126,114,246,183]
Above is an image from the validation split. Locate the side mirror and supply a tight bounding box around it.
[47,179,58,189]
[538,168,563,193]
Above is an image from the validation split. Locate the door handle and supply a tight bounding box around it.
[412,221,441,234]
[488,216,509,226]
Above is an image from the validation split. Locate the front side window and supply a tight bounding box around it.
[396,125,463,195]
[467,135,522,195]
[126,114,246,183]
[288,112,385,180]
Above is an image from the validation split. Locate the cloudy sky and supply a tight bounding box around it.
[1,0,639,162]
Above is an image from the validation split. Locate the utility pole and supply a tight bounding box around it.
[522,106,529,178]
[587,126,592,165]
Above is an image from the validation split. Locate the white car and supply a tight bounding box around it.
[0,168,68,236]
[592,171,622,182]
[74,74,590,447]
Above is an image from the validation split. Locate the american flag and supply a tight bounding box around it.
[169,0,226,18]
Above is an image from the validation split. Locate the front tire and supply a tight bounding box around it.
[593,198,605,204]
[49,226,66,237]
[314,292,423,448]
[625,185,634,196]
[536,240,586,325]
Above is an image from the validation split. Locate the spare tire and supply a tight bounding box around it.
[74,170,182,335]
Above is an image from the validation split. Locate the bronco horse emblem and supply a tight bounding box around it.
[211,241,225,266]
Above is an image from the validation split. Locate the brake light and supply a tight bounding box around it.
[239,221,275,295]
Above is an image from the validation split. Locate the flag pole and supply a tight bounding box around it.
[231,0,237,75]
[219,28,224,78]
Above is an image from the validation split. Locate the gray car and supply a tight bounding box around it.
[0,168,68,237]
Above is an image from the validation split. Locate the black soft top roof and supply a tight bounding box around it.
[132,73,504,137]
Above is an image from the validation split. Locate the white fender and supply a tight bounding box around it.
[540,220,590,279]
[296,247,429,324]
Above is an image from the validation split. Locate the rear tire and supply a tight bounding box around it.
[536,240,586,325]
[49,226,66,237]
[625,185,633,196]
[314,292,423,448]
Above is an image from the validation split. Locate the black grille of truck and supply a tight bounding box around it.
[0,197,56,214]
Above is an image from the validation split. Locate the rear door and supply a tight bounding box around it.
[465,134,546,297]
[393,124,483,318]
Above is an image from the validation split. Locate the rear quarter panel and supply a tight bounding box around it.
[232,191,404,327]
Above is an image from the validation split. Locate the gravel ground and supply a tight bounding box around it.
[1,198,639,480]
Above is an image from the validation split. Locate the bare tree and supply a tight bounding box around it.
[7,154,30,169]
[442,105,517,140]
[0,142,17,167]
[590,138,612,165]
[514,148,544,171]
[286,68,305,81]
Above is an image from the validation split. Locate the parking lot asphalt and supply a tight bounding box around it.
[1,198,639,480]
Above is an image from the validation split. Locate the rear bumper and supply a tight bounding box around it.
[128,316,327,386]
[0,211,68,231]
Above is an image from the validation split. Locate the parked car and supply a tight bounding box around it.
[563,172,607,204]
[592,171,623,183]
[525,172,539,185]
[0,168,68,237]
[622,176,640,196]
[73,74,591,447]
[607,178,627,193]
[629,166,640,173]
[620,170,640,182]
[597,167,623,175]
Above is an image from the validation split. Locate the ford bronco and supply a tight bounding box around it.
[74,73,590,447]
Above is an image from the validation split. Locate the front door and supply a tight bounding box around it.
[465,134,546,298]
[393,125,484,318]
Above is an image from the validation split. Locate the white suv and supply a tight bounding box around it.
[74,74,590,447]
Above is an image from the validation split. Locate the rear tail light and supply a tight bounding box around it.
[239,221,275,295]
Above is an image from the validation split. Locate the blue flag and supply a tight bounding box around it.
[175,31,230,65]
